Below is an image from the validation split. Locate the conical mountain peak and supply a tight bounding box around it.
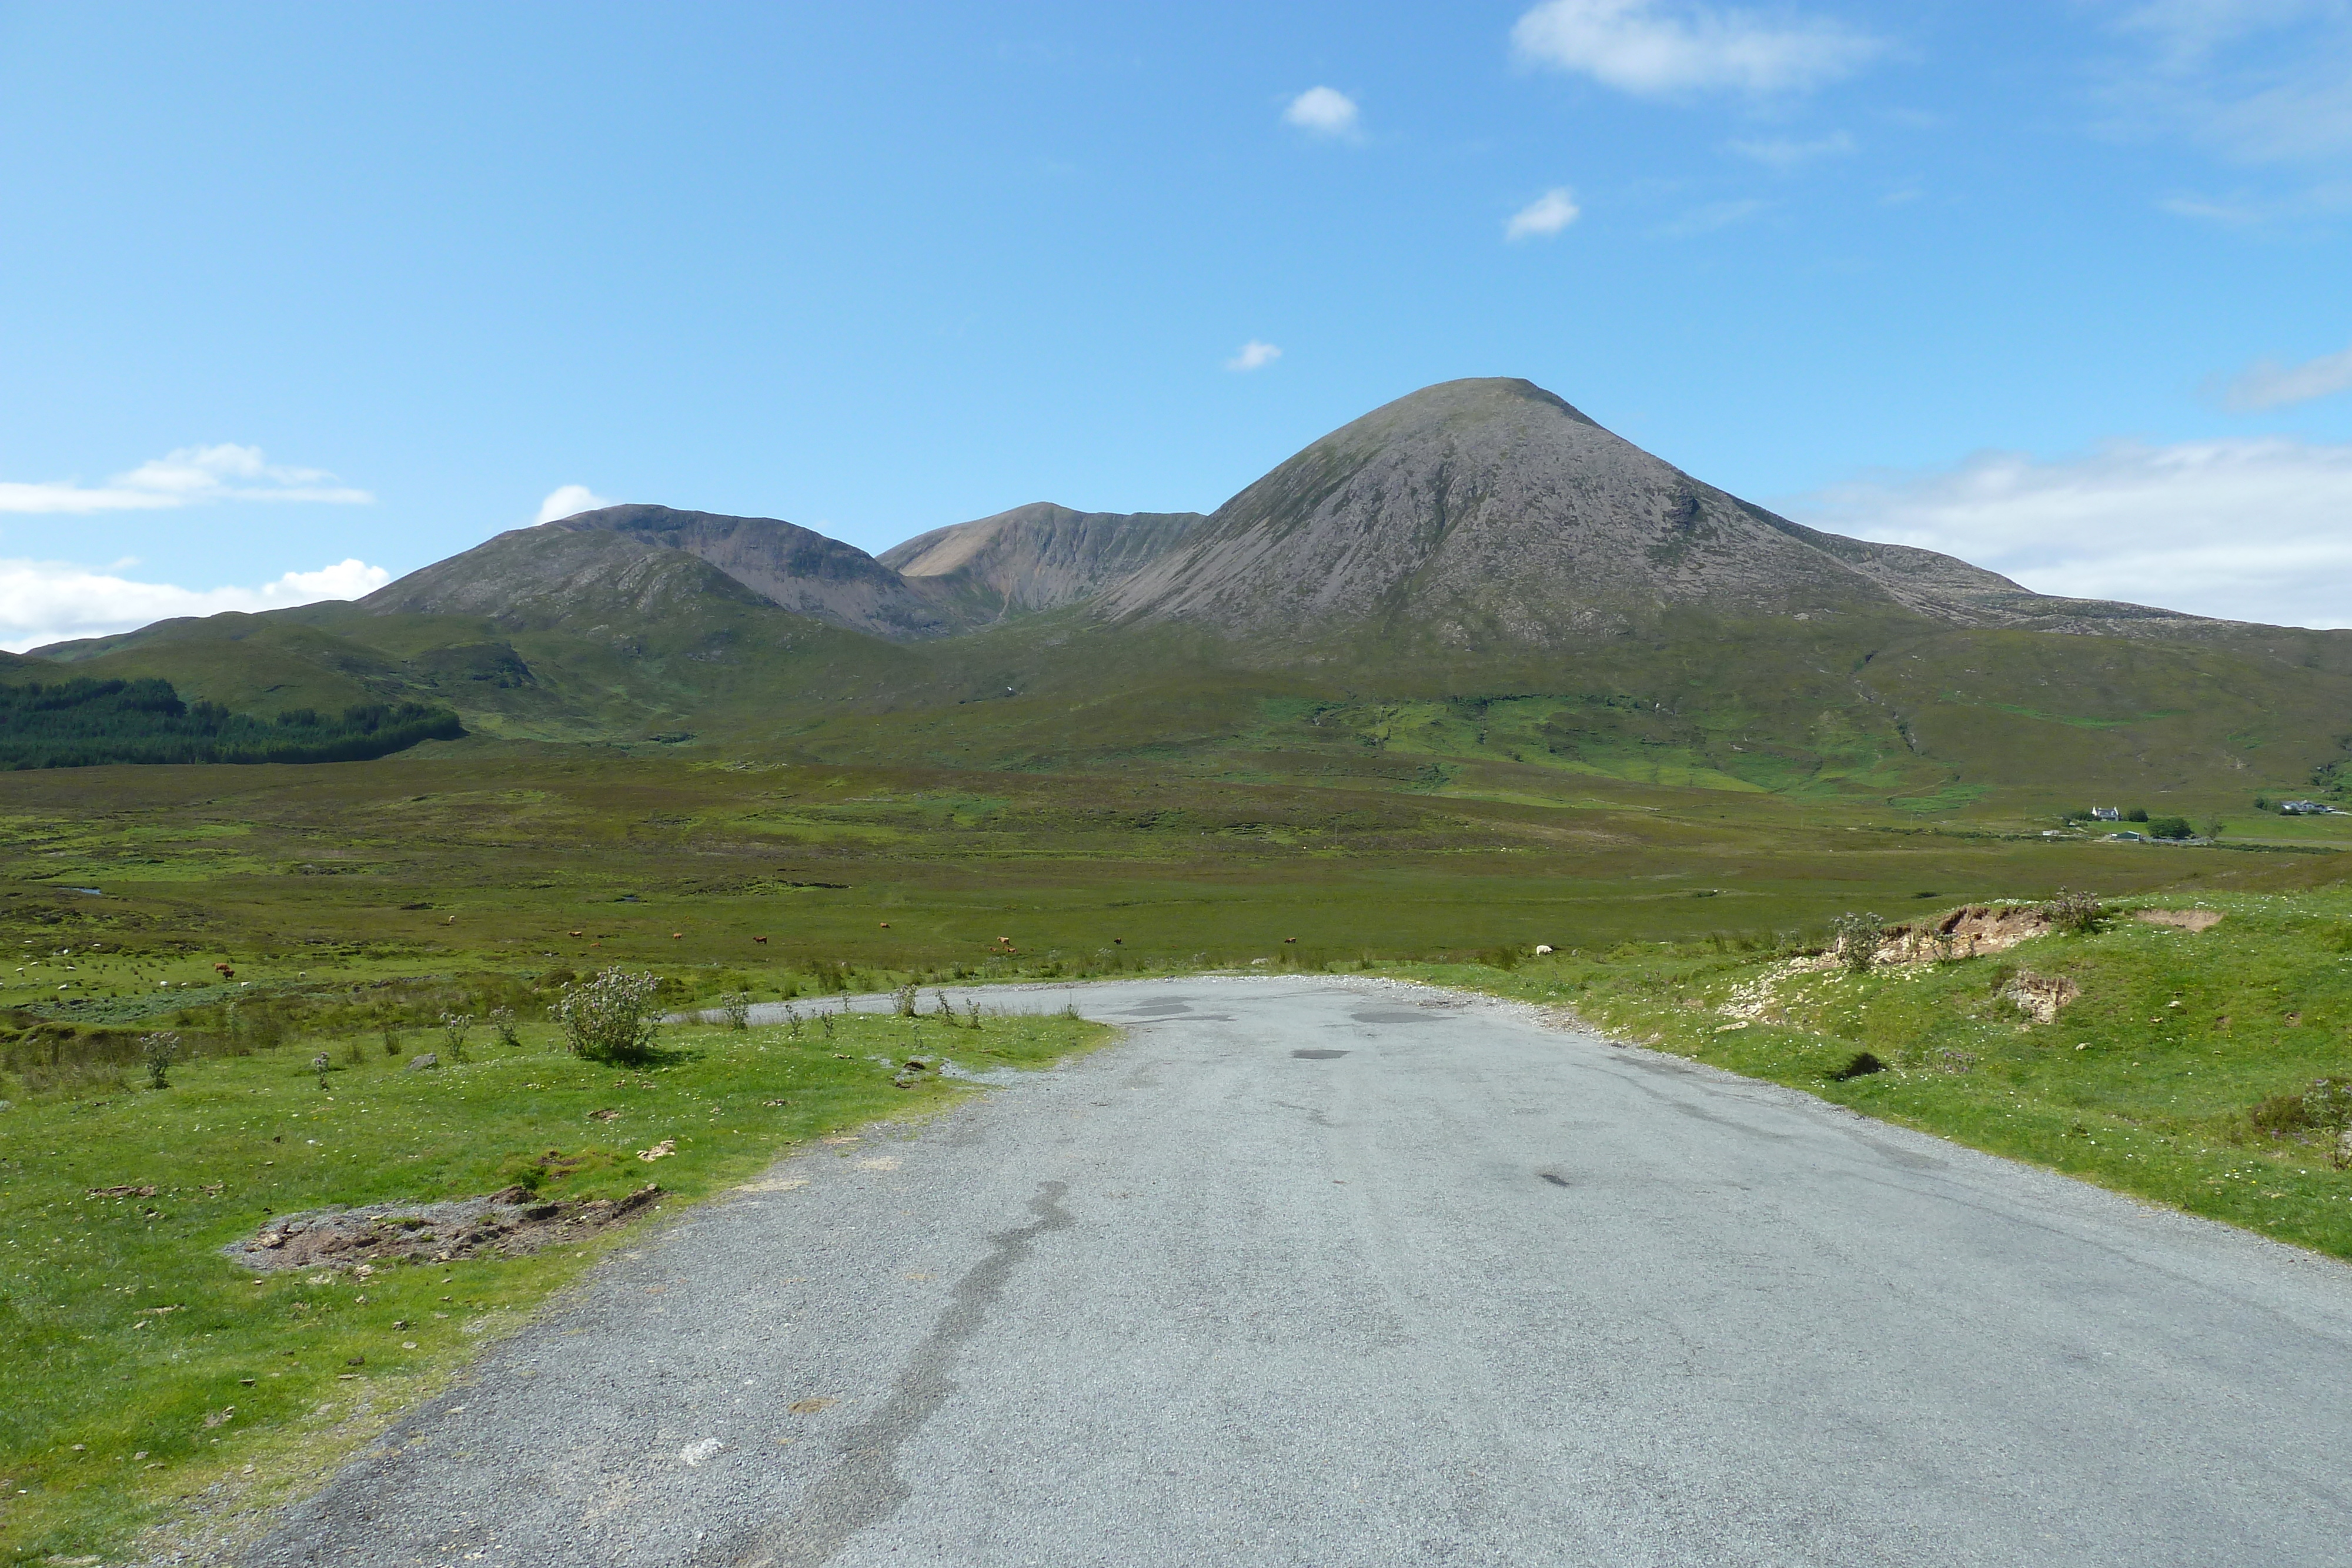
[1093,376,2040,650]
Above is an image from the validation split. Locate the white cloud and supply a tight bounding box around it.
[1512,0,1883,97]
[1728,129,1856,169]
[2157,192,2266,222]
[0,557,392,653]
[1788,435,2352,628]
[2120,1,2335,65]
[1657,196,1769,236]
[2220,342,2352,409]
[2106,2,2352,162]
[0,444,372,515]
[1225,340,1283,372]
[1282,86,1361,139]
[1506,187,1583,239]
[536,484,617,524]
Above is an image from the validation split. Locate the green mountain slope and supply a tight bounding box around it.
[20,376,2352,810]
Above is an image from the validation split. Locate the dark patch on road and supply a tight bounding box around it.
[1349,1009,1431,1024]
[1117,1000,1195,1017]
[1538,1172,1571,1188]
[1291,1049,1349,1060]
[738,1182,1073,1567]
[1846,1131,1948,1172]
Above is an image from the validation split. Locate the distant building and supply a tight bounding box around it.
[2090,806,2122,821]
[2279,800,2337,815]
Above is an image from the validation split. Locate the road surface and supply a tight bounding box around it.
[248,975,2352,1566]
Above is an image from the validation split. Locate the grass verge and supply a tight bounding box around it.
[1387,888,2352,1262]
[0,1003,1108,1566]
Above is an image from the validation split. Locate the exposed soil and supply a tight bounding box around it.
[223,1183,662,1273]
[2002,971,2083,1025]
[2136,908,2224,932]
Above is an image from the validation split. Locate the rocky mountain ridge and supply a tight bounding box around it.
[22,375,2350,801]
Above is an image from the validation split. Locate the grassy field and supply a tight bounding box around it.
[8,750,2352,1563]
[1401,887,2352,1261]
[0,1004,1107,1566]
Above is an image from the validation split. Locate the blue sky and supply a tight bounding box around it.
[4,0,2350,647]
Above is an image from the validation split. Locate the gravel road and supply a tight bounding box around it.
[247,975,2352,1566]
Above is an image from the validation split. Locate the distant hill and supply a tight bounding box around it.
[881,503,1205,622]
[354,502,1207,644]
[20,376,2352,803]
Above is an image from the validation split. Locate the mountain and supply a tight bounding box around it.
[1094,377,2243,653]
[354,500,1207,643]
[19,375,2352,804]
[369,505,958,641]
[880,503,1205,621]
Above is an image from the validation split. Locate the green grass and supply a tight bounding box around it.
[9,747,2352,1560]
[0,1006,1108,1565]
[1392,888,2352,1261]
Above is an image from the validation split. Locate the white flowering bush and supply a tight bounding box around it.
[554,968,663,1064]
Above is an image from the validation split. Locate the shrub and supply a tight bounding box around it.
[2306,1079,2352,1169]
[1829,912,1883,974]
[2039,888,2106,935]
[554,968,663,1064]
[719,990,751,1031]
[2124,807,2149,823]
[440,1011,475,1062]
[487,1006,521,1049]
[2146,816,2194,841]
[139,1031,180,1089]
[2251,1092,2313,1141]
[894,981,918,1018]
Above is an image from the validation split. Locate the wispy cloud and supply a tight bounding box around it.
[2157,192,2266,222]
[1506,187,1583,239]
[2105,1,2352,163]
[1789,434,2352,628]
[1728,129,1856,169]
[1224,340,1283,372]
[0,557,392,653]
[536,484,617,524]
[1657,196,1768,236]
[2218,342,2352,409]
[1282,86,1361,139]
[0,444,372,515]
[1512,0,1884,97]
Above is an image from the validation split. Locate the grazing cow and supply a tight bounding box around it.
[568,930,583,938]
[1283,937,1297,944]
[1535,944,1555,955]
[753,935,769,944]
[671,932,684,940]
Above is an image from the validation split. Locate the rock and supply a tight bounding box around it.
[405,1052,440,1072]
[2003,971,2083,1025]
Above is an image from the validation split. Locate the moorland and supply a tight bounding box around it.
[7,376,2352,1562]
